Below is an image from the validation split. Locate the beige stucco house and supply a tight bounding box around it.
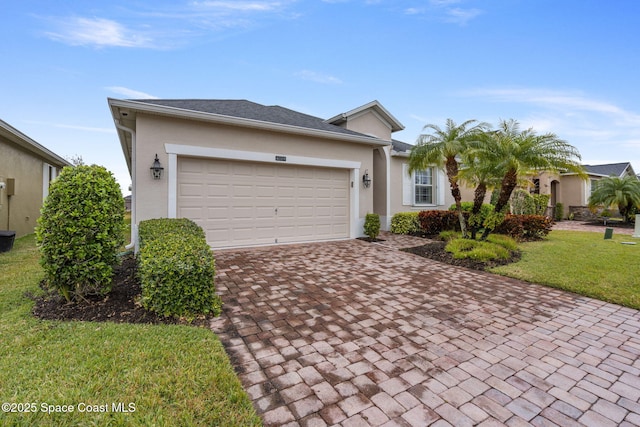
[0,119,71,237]
[108,99,451,250]
[537,162,637,218]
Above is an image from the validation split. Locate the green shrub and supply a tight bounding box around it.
[511,190,550,216]
[138,217,205,247]
[390,212,420,234]
[450,202,493,229]
[532,194,550,216]
[364,213,381,239]
[138,219,221,320]
[445,239,510,262]
[36,165,125,302]
[554,202,564,221]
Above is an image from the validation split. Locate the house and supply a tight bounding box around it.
[0,119,71,237]
[108,99,451,249]
[518,162,637,219]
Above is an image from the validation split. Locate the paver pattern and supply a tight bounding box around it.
[211,231,640,426]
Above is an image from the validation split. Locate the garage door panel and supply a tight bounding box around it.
[178,157,350,248]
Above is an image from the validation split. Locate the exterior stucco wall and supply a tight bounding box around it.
[0,140,45,237]
[388,156,452,216]
[341,111,393,141]
[558,175,588,207]
[134,114,379,231]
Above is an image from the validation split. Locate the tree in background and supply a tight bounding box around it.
[589,175,640,221]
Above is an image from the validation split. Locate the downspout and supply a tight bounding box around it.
[115,123,137,252]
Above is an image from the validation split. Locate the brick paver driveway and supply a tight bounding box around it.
[211,233,640,426]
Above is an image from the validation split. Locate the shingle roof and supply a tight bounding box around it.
[391,139,413,153]
[583,162,632,177]
[131,99,372,138]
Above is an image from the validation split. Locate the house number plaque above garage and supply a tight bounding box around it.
[275,155,286,162]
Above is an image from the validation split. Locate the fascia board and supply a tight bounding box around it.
[108,98,389,148]
[327,100,405,132]
[390,150,410,158]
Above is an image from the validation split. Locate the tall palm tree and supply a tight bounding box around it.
[474,119,585,240]
[408,119,489,237]
[589,175,640,221]
[458,131,503,239]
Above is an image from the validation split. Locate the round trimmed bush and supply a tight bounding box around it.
[36,165,125,302]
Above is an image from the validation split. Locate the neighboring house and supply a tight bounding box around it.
[0,119,71,237]
[108,98,451,249]
[518,162,638,219]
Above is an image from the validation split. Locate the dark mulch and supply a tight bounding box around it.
[31,254,211,327]
[357,237,386,243]
[402,240,521,271]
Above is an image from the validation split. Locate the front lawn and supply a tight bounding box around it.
[490,230,640,309]
[0,235,261,426]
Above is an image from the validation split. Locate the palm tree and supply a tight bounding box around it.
[474,119,584,240]
[408,119,489,237]
[589,176,640,221]
[458,131,503,239]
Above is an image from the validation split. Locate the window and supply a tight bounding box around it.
[414,168,434,205]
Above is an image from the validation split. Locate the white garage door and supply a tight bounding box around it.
[177,157,350,248]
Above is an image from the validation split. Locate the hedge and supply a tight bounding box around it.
[390,212,420,235]
[36,165,125,302]
[138,218,221,319]
[494,214,553,241]
[418,210,466,234]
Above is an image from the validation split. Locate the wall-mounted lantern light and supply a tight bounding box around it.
[150,154,164,180]
[362,169,371,188]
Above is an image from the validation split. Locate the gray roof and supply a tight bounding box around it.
[132,99,372,139]
[0,119,71,168]
[584,162,633,177]
[391,139,413,153]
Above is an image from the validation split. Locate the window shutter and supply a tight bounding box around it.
[402,164,413,206]
[437,168,446,205]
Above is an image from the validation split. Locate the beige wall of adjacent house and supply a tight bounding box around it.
[560,175,590,207]
[0,140,45,237]
[134,114,379,225]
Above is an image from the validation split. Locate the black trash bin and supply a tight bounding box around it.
[0,231,16,253]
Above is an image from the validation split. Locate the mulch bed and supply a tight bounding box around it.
[31,254,211,327]
[402,240,521,271]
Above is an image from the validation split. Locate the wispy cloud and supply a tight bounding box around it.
[463,87,640,126]
[443,7,483,25]
[106,86,159,99]
[44,17,154,48]
[24,120,115,134]
[41,1,298,49]
[458,86,640,167]
[191,1,286,11]
[405,1,483,25]
[294,70,343,85]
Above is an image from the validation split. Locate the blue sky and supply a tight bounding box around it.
[3,0,640,194]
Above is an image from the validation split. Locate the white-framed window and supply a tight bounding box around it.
[403,164,443,207]
[414,168,434,205]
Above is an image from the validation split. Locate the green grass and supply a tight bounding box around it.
[0,235,261,427]
[490,230,640,309]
